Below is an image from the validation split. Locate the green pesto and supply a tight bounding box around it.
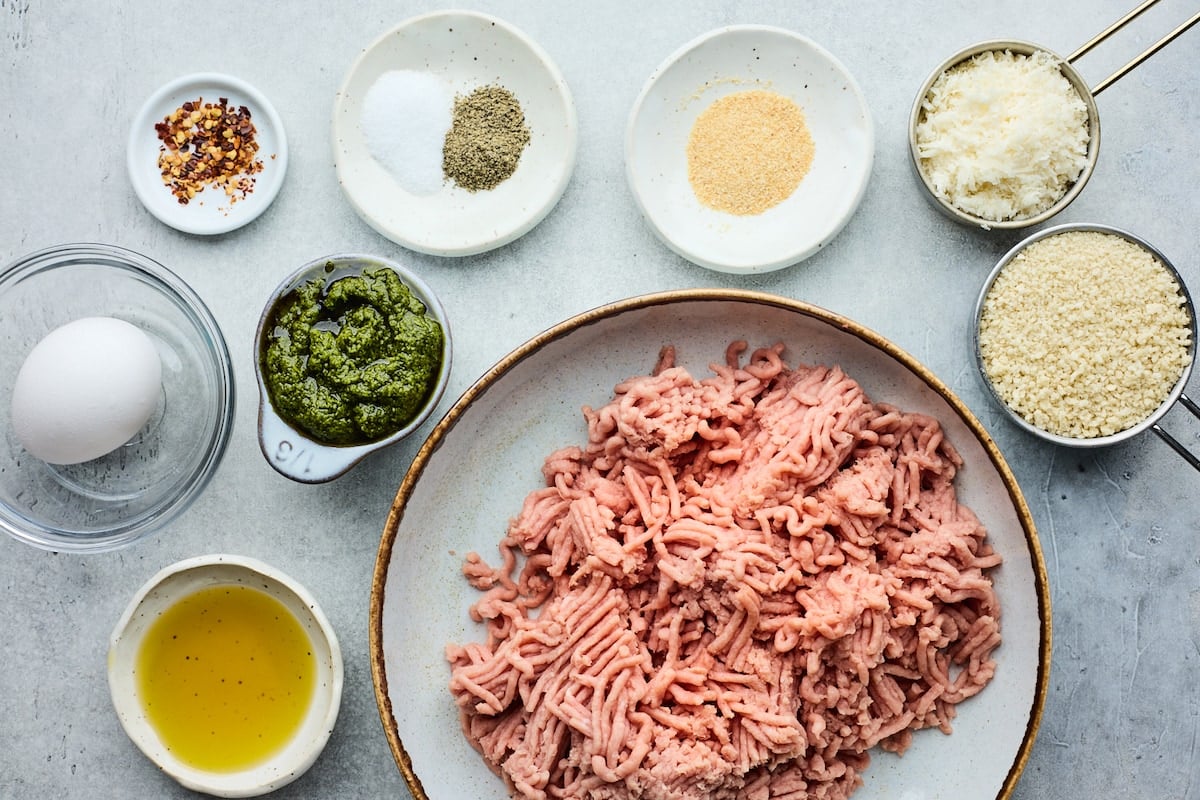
[262,266,444,445]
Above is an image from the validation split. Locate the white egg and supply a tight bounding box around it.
[11,317,163,465]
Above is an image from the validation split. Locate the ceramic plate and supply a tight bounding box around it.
[371,290,1050,800]
[127,73,288,235]
[333,11,578,256]
[626,26,874,273]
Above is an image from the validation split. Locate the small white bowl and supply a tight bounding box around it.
[108,555,343,797]
[128,73,289,235]
[332,10,578,256]
[626,25,874,274]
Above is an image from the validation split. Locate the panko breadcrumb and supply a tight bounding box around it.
[978,230,1193,438]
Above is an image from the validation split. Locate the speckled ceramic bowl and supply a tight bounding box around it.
[626,25,874,273]
[128,72,288,235]
[372,290,1049,800]
[108,554,343,798]
[332,10,577,255]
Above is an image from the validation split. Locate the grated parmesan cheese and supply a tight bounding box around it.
[978,231,1193,439]
[916,49,1090,223]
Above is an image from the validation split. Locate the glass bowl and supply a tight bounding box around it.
[0,243,235,552]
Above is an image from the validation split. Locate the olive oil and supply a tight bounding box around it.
[136,584,317,772]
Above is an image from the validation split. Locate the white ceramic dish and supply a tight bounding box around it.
[127,73,288,235]
[109,554,343,798]
[371,290,1050,800]
[626,27,874,274]
[333,11,577,256]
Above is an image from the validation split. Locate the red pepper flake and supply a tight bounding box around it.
[154,96,264,205]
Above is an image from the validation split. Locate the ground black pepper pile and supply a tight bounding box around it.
[442,85,531,192]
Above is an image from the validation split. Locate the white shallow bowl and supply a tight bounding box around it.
[626,26,874,273]
[333,11,578,256]
[128,72,288,235]
[372,290,1050,800]
[109,554,343,798]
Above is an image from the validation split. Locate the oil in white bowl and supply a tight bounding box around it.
[135,584,317,773]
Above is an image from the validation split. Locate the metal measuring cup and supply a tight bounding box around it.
[908,0,1200,230]
[973,223,1199,470]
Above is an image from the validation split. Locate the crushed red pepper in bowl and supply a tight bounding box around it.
[153,97,263,205]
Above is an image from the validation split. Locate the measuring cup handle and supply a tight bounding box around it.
[256,386,374,483]
[1151,392,1200,472]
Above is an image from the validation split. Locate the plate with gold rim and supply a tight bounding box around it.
[371,289,1049,800]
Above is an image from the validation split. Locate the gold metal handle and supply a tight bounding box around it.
[1067,0,1200,96]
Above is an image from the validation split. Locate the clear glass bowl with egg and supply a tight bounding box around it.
[0,243,235,552]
